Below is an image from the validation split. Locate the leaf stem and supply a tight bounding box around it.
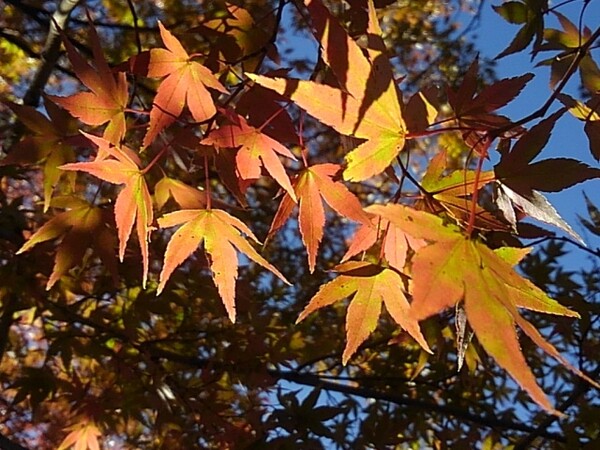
[258,102,288,131]
[141,142,170,174]
[204,155,212,210]
[299,110,308,167]
[124,108,149,115]
[406,125,480,139]
[466,136,490,237]
[396,156,430,197]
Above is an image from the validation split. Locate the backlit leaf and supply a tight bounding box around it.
[297,261,431,364]
[201,114,297,200]
[158,209,289,321]
[1,97,80,211]
[143,22,227,147]
[408,225,596,413]
[17,197,118,289]
[57,421,101,450]
[268,164,370,272]
[60,134,153,287]
[48,24,128,144]
[248,0,406,181]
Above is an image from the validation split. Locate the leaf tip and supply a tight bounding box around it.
[227,310,236,323]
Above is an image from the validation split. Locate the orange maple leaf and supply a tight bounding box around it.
[144,22,228,147]
[297,261,431,364]
[17,196,118,290]
[268,163,370,272]
[48,23,128,144]
[341,205,426,272]
[419,150,502,230]
[58,420,101,450]
[60,134,153,287]
[370,203,600,414]
[248,0,406,181]
[157,209,289,322]
[201,114,297,201]
[1,97,81,211]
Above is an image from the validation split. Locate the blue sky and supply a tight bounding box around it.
[269,1,600,440]
[475,0,600,258]
[279,0,600,256]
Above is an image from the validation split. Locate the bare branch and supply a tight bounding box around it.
[22,0,81,108]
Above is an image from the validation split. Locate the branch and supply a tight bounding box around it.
[514,364,600,449]
[22,0,81,108]
[491,25,600,137]
[269,368,567,443]
[44,299,571,442]
[526,235,600,260]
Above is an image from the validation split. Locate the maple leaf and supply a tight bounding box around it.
[154,177,207,210]
[268,163,370,272]
[495,110,600,192]
[494,111,599,240]
[1,97,81,211]
[447,59,532,153]
[143,22,228,147]
[47,23,128,144]
[297,261,431,364]
[493,0,545,58]
[57,420,101,450]
[16,196,118,289]
[200,114,297,201]
[535,12,595,89]
[420,150,503,231]
[558,93,600,161]
[371,203,599,414]
[341,205,426,272]
[449,59,533,123]
[495,183,583,242]
[60,134,153,287]
[157,209,289,322]
[248,0,406,182]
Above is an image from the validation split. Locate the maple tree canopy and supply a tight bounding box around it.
[1,0,600,448]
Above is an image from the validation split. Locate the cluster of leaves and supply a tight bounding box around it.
[0,0,600,448]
